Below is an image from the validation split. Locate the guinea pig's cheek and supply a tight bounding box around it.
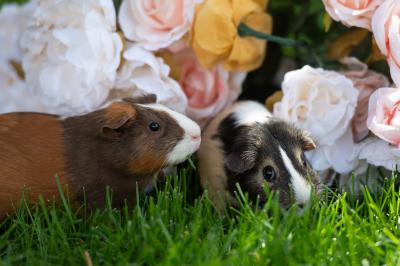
[166,134,201,165]
[279,147,312,205]
[128,153,166,175]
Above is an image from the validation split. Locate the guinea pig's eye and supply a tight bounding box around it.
[263,166,276,182]
[148,122,160,132]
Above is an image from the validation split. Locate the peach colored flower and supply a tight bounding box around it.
[372,0,400,87]
[113,44,188,114]
[164,43,246,127]
[323,0,384,30]
[367,87,400,147]
[340,57,389,142]
[119,0,202,51]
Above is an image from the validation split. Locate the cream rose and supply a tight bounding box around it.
[305,128,359,173]
[358,137,400,170]
[0,2,34,62]
[119,0,202,51]
[165,43,245,127]
[0,62,56,114]
[21,0,123,114]
[372,0,400,87]
[112,45,188,114]
[273,66,359,173]
[367,87,400,147]
[323,0,384,30]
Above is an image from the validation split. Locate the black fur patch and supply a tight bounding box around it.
[266,119,317,183]
[215,114,317,207]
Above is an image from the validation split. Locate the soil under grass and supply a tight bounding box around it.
[1,163,400,265]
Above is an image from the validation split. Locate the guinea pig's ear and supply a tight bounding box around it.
[225,149,257,173]
[123,94,157,105]
[301,131,316,151]
[101,102,137,140]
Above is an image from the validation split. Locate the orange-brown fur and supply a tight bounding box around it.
[104,102,137,127]
[129,149,166,176]
[0,95,188,216]
[0,113,69,217]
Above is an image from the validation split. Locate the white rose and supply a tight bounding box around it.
[119,0,202,51]
[358,137,400,171]
[316,139,385,193]
[21,0,123,114]
[0,62,56,114]
[305,127,359,173]
[273,65,359,173]
[0,2,33,62]
[112,45,188,113]
[0,2,35,62]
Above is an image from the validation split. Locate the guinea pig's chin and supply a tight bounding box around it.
[166,137,201,165]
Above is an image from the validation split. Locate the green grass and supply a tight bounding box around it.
[1,0,400,264]
[0,0,26,6]
[1,164,400,265]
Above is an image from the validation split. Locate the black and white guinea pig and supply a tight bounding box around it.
[198,101,321,209]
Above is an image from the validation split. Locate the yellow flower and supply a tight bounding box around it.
[190,0,272,72]
[367,37,386,64]
[265,90,282,112]
[328,28,368,60]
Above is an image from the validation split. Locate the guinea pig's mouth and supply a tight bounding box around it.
[166,135,201,165]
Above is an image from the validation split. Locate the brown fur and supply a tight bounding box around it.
[0,95,187,216]
[0,113,69,217]
[62,101,184,209]
[104,102,137,126]
[128,151,166,176]
[63,103,184,207]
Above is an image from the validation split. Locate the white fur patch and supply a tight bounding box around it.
[232,101,271,126]
[279,146,311,205]
[141,104,201,165]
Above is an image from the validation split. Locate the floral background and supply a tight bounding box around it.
[0,0,399,193]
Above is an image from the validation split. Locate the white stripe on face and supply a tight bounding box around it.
[140,104,201,165]
[278,146,311,205]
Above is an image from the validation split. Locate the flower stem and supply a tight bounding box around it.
[237,22,323,67]
[113,0,122,12]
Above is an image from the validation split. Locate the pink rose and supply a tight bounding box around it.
[119,0,202,51]
[372,0,400,87]
[168,44,246,127]
[323,0,384,30]
[340,57,389,142]
[367,87,400,147]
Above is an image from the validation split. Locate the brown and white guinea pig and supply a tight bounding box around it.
[0,94,201,218]
[198,101,321,210]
